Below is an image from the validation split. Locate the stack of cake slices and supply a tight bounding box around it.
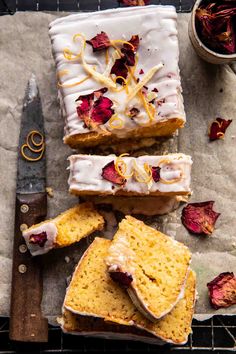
[61,217,196,345]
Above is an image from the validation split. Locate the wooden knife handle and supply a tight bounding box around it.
[9,193,48,342]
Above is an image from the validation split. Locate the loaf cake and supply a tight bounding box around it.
[64,238,196,344]
[68,153,192,197]
[22,203,104,256]
[106,216,191,320]
[49,6,186,148]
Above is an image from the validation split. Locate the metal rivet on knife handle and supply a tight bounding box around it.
[20,204,29,213]
[19,244,28,254]
[18,264,27,274]
[20,223,28,232]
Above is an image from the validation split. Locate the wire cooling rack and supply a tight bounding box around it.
[0,0,235,352]
[0,0,194,14]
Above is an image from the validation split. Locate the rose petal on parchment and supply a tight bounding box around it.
[209,117,232,141]
[207,272,236,309]
[181,201,220,235]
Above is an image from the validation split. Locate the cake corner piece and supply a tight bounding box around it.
[49,6,186,148]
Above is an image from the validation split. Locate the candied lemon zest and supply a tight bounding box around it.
[132,160,152,183]
[158,159,183,184]
[58,75,91,88]
[112,76,129,94]
[63,48,82,61]
[115,153,133,179]
[21,130,45,162]
[103,49,120,77]
[108,115,124,129]
[138,91,155,122]
[73,33,86,43]
[105,48,109,65]
[216,132,225,139]
[110,40,135,51]
[57,70,69,78]
[80,42,116,89]
[126,63,164,102]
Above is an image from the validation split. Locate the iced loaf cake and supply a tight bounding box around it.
[49,6,186,148]
[106,216,191,320]
[64,238,196,345]
[22,203,104,256]
[68,153,192,196]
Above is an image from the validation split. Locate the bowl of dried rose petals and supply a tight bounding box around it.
[189,0,236,64]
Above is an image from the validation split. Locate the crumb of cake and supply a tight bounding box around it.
[65,256,70,263]
[46,187,54,198]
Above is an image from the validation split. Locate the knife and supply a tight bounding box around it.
[9,74,48,342]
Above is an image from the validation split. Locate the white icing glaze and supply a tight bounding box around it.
[68,153,192,195]
[49,6,185,138]
[106,234,135,275]
[22,222,57,256]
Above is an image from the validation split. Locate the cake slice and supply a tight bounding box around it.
[64,238,196,345]
[22,203,104,256]
[49,6,185,148]
[68,153,192,197]
[60,309,166,345]
[106,216,191,320]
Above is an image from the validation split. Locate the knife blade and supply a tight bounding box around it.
[9,74,48,342]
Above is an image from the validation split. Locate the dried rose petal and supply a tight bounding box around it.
[181,201,220,235]
[76,88,114,129]
[101,161,126,185]
[121,48,135,66]
[209,117,232,141]
[139,69,144,75]
[110,271,133,288]
[207,272,236,309]
[121,35,140,66]
[111,58,128,84]
[119,0,150,6]
[152,166,161,182]
[128,107,140,118]
[86,31,111,52]
[127,35,140,52]
[110,35,139,80]
[195,1,236,54]
[29,232,47,247]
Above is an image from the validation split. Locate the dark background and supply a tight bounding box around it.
[0,0,235,352]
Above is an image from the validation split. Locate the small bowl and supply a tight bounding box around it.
[188,0,236,64]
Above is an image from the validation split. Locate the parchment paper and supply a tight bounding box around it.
[0,12,235,323]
